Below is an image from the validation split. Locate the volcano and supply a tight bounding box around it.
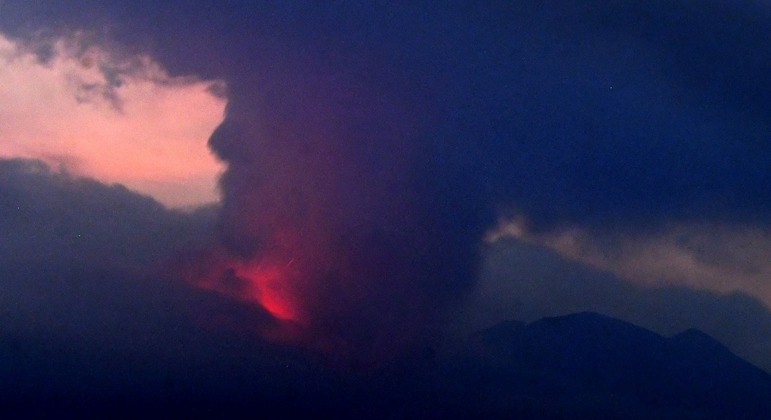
[3,311,770,418]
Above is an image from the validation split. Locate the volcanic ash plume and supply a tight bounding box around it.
[191,60,490,362]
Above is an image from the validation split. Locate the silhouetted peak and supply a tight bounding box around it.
[526,311,662,342]
[671,328,731,355]
[539,311,618,326]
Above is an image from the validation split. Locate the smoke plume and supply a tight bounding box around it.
[196,51,492,361]
[4,1,767,362]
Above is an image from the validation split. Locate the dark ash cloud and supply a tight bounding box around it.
[1,0,769,362]
[1,158,770,418]
[200,0,770,358]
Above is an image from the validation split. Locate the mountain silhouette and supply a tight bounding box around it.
[411,312,771,418]
[3,311,771,418]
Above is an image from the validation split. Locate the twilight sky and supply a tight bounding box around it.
[0,31,225,207]
[0,0,769,372]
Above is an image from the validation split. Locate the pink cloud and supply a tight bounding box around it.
[0,32,226,207]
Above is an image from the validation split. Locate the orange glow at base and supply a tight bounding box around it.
[190,253,304,325]
[233,261,300,322]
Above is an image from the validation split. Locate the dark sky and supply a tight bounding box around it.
[0,0,769,393]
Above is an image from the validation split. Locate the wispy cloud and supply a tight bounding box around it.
[488,216,771,308]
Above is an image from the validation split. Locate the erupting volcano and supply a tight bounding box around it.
[188,247,308,325]
[219,258,300,322]
[236,261,299,322]
[172,54,493,361]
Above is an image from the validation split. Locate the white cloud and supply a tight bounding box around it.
[487,216,771,308]
[0,31,227,207]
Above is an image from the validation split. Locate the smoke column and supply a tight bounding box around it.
[157,1,768,362]
[191,45,492,361]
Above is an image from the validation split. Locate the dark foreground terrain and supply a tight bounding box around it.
[2,312,769,418]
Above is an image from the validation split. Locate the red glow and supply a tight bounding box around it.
[234,261,300,322]
[189,251,305,326]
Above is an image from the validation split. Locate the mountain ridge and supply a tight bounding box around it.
[428,311,771,418]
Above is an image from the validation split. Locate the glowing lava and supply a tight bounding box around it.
[232,260,300,322]
[189,252,304,325]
